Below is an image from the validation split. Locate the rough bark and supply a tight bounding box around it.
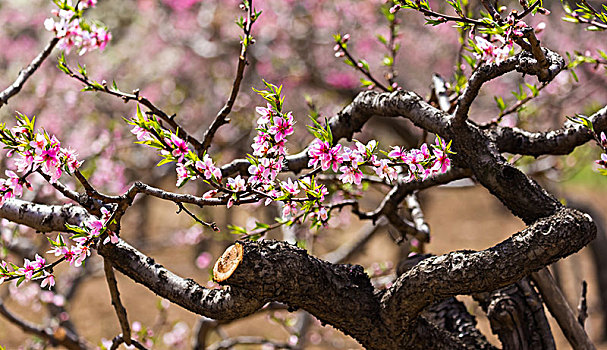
[474,277,556,350]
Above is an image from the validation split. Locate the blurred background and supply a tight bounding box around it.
[1,0,607,348]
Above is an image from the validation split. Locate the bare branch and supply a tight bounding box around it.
[103,259,132,346]
[381,207,596,342]
[532,268,596,350]
[493,104,607,156]
[200,0,256,154]
[0,298,90,350]
[0,38,59,108]
[0,198,89,232]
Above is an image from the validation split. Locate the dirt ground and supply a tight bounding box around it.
[1,184,607,349]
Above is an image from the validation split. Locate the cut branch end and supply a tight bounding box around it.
[213,243,244,282]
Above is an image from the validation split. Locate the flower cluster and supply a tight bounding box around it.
[308,130,452,187]
[0,113,83,206]
[387,138,452,181]
[473,35,513,65]
[471,13,532,65]
[44,0,111,55]
[0,254,55,289]
[127,105,222,188]
[51,206,116,265]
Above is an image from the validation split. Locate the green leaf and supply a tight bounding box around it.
[377,34,387,45]
[16,276,26,287]
[65,223,87,234]
[360,78,374,86]
[156,158,173,167]
[253,221,270,230]
[382,56,394,66]
[494,96,506,112]
[227,224,248,235]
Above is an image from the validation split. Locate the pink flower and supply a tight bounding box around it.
[168,134,189,161]
[4,171,24,197]
[227,175,246,192]
[474,35,512,64]
[317,206,328,221]
[338,165,363,185]
[40,273,55,289]
[268,112,295,142]
[130,125,151,141]
[388,146,407,161]
[61,147,83,173]
[256,104,273,125]
[374,159,398,182]
[15,150,35,173]
[282,202,298,217]
[248,161,269,184]
[432,149,450,173]
[72,245,91,267]
[20,258,36,281]
[103,231,119,245]
[34,254,46,269]
[195,155,222,181]
[251,133,270,157]
[308,139,343,172]
[203,190,218,198]
[85,218,105,237]
[176,163,191,186]
[281,178,300,195]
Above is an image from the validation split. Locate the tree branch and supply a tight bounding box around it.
[0,298,89,350]
[0,38,59,108]
[531,268,596,350]
[381,207,595,343]
[103,259,132,346]
[493,104,607,156]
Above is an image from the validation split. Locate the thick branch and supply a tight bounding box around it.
[0,199,89,232]
[212,240,389,349]
[96,239,264,321]
[381,207,595,342]
[454,49,565,123]
[493,104,607,156]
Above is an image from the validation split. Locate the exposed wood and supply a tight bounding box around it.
[213,243,244,283]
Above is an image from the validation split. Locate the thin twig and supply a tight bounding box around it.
[109,335,148,350]
[492,83,548,123]
[577,280,588,328]
[0,38,59,108]
[516,0,541,20]
[480,0,501,21]
[60,63,203,153]
[0,298,88,350]
[323,217,388,264]
[175,202,219,231]
[239,199,358,239]
[415,7,486,26]
[104,259,132,346]
[200,0,256,154]
[336,40,390,92]
[531,268,596,350]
